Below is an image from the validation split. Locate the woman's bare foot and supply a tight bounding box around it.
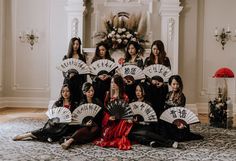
[61,138,74,150]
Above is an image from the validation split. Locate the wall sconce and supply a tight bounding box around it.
[214,27,236,50]
[19,30,39,50]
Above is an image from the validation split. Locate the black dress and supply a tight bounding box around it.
[62,55,87,103]
[157,91,203,142]
[148,83,169,117]
[128,100,175,148]
[124,55,144,69]
[31,101,78,142]
[93,76,112,105]
[144,56,171,69]
[69,98,104,144]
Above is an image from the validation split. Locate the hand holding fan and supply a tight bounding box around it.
[106,99,133,120]
[160,107,200,126]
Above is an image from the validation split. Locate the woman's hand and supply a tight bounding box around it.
[86,120,93,126]
[176,122,186,129]
[109,116,115,120]
[126,119,133,123]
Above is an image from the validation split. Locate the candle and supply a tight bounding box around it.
[215,28,218,35]
[227,25,230,32]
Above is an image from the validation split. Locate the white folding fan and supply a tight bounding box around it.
[143,64,172,82]
[106,99,133,120]
[160,106,200,125]
[56,58,90,74]
[116,65,145,80]
[46,107,72,123]
[129,101,158,122]
[71,103,102,125]
[90,59,118,75]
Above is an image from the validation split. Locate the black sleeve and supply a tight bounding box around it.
[164,57,171,70]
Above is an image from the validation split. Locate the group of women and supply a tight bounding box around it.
[13,37,203,151]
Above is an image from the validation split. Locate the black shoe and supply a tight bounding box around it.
[150,141,158,148]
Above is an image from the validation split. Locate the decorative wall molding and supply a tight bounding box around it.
[104,0,152,9]
[65,0,85,43]
[11,0,50,92]
[159,0,182,74]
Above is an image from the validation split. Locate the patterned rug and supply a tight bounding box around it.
[0,118,236,161]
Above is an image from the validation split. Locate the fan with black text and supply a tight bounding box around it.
[116,65,145,81]
[46,107,72,123]
[56,58,90,74]
[71,103,102,125]
[106,99,133,120]
[129,101,158,122]
[160,107,200,126]
[143,64,172,82]
[90,59,117,75]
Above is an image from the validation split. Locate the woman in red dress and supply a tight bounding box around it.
[94,74,133,150]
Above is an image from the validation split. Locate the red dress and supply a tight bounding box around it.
[94,94,133,150]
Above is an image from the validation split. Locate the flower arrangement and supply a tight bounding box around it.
[93,12,149,52]
[208,86,233,128]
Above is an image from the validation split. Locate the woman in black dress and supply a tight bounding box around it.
[60,82,103,149]
[63,37,87,103]
[158,75,203,141]
[91,42,115,104]
[129,83,181,148]
[13,84,78,142]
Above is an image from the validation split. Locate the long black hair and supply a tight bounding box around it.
[125,41,140,62]
[149,40,167,65]
[92,41,113,63]
[66,37,85,62]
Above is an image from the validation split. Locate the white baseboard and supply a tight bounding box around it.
[0,97,8,108]
[0,97,49,108]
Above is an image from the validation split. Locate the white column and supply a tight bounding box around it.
[65,0,85,43]
[159,0,182,74]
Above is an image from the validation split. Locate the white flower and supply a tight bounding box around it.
[122,28,126,32]
[116,34,121,38]
[112,38,116,42]
[118,28,123,34]
[108,33,113,38]
[117,39,122,43]
[131,37,137,41]
[111,31,115,35]
[123,39,128,44]
[127,34,132,39]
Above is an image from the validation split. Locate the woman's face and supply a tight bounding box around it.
[152,45,159,56]
[62,86,70,100]
[85,86,94,99]
[128,44,137,56]
[99,45,106,58]
[111,79,119,90]
[135,85,143,100]
[73,40,80,51]
[170,79,180,92]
